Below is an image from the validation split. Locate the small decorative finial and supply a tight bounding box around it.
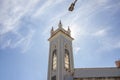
[51,27,54,31]
[68,26,71,35]
[51,27,54,36]
[68,26,71,31]
[58,20,62,28]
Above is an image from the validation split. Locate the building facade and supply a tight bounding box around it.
[47,21,120,80]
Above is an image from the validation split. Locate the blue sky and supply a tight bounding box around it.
[0,0,120,80]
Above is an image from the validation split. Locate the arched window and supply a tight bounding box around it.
[65,49,70,70]
[52,49,57,70]
[51,76,56,80]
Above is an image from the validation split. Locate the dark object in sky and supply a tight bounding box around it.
[68,0,77,11]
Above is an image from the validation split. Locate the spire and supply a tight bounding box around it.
[68,26,71,32]
[51,27,54,31]
[68,26,71,35]
[51,27,54,36]
[58,20,62,28]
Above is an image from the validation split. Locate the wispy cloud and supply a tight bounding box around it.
[92,28,109,37]
[74,47,80,55]
[33,0,53,18]
[33,0,65,18]
[0,28,35,53]
[0,0,39,52]
[0,39,11,49]
[19,29,35,53]
[97,38,120,52]
[0,0,39,35]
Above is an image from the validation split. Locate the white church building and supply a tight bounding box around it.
[47,21,120,80]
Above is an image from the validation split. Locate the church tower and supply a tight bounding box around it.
[47,21,74,80]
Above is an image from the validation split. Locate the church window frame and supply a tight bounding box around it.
[64,49,70,70]
[51,76,56,80]
[52,49,57,70]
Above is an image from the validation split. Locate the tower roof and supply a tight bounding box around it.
[48,21,74,41]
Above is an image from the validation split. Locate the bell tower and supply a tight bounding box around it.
[47,21,74,80]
